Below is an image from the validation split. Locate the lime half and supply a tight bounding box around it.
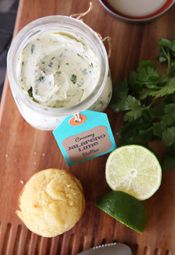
[97,191,146,232]
[106,145,162,200]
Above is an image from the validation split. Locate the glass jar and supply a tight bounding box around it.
[7,16,112,131]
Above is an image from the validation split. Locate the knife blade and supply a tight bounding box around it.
[77,242,132,255]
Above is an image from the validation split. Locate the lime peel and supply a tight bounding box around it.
[96,191,146,232]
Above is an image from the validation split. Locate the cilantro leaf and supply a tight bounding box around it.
[162,103,175,126]
[118,108,153,145]
[124,96,143,121]
[163,143,175,170]
[146,78,175,98]
[163,155,175,171]
[129,61,160,94]
[118,120,153,146]
[159,38,175,72]
[152,122,163,138]
[162,127,175,146]
[110,80,128,112]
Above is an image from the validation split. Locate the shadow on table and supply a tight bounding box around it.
[0,0,19,99]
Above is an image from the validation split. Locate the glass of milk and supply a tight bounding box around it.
[7,16,112,130]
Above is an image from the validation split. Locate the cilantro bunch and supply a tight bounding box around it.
[111,38,175,170]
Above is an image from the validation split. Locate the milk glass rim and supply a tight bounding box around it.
[7,15,109,117]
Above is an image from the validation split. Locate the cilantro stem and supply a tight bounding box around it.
[161,47,171,73]
[148,98,158,108]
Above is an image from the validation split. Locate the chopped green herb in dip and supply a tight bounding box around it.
[18,31,100,108]
[28,87,33,97]
[31,44,35,54]
[70,74,77,84]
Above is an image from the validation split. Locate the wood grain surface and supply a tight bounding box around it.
[0,0,175,254]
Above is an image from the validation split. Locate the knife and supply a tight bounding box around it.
[77,242,132,255]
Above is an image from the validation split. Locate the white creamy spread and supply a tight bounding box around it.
[108,0,167,17]
[17,31,101,108]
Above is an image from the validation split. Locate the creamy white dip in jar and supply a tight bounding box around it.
[7,16,112,130]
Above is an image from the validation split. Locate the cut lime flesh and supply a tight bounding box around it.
[105,145,162,200]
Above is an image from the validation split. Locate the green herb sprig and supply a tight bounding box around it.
[110,38,175,170]
[70,74,77,84]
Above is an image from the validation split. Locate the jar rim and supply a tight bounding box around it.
[7,15,109,117]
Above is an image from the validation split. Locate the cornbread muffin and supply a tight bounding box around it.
[17,169,85,237]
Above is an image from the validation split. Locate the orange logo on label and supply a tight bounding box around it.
[69,114,86,126]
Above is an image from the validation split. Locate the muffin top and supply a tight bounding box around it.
[17,168,85,237]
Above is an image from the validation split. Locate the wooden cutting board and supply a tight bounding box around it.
[0,0,175,254]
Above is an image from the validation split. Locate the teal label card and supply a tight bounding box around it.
[53,110,116,165]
